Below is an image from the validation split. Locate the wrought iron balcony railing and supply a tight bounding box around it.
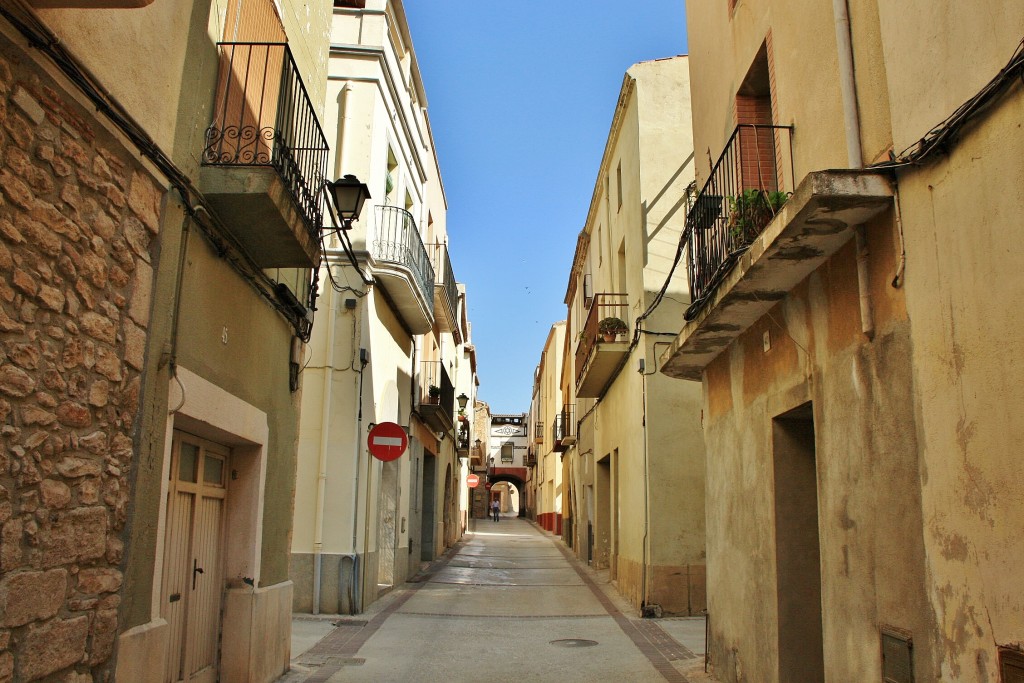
[575,293,629,387]
[683,124,794,320]
[553,404,575,450]
[374,206,435,306]
[421,359,454,415]
[428,242,458,319]
[203,42,329,238]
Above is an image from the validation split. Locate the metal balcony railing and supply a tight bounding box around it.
[203,42,329,237]
[553,404,575,444]
[575,293,629,386]
[683,124,794,320]
[374,206,435,305]
[428,242,458,317]
[421,360,454,417]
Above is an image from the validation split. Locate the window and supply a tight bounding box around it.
[500,443,514,463]
[616,162,623,211]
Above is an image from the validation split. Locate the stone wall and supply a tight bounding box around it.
[0,38,161,682]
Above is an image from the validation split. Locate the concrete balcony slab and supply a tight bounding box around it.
[200,165,320,268]
[660,170,894,381]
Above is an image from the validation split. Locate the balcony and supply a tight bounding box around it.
[534,422,544,445]
[201,43,329,268]
[575,293,630,398]
[419,360,454,434]
[660,125,894,380]
[371,206,435,333]
[553,405,576,452]
[679,125,795,316]
[428,243,461,343]
[456,423,470,456]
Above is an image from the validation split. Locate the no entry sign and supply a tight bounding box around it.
[367,422,408,462]
[466,474,480,488]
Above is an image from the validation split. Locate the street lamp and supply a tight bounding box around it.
[456,393,469,412]
[326,174,371,226]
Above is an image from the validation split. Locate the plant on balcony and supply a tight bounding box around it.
[726,189,790,244]
[598,316,628,342]
[427,384,441,404]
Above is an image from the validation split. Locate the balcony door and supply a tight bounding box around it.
[735,41,779,192]
[223,0,286,42]
[209,0,287,168]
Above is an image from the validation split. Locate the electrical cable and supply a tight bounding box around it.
[871,36,1024,171]
[2,0,317,341]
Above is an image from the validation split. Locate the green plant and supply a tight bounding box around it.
[598,316,628,334]
[726,189,791,242]
[428,384,441,398]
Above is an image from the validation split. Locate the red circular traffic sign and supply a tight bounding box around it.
[484,482,492,490]
[367,422,408,462]
[467,474,480,488]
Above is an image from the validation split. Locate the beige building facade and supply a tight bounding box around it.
[290,0,474,617]
[662,1,1024,681]
[529,322,566,533]
[558,57,706,617]
[0,0,330,681]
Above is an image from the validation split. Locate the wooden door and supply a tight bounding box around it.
[161,432,229,683]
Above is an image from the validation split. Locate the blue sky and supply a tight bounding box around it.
[403,2,689,414]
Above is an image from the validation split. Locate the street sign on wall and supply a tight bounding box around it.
[367,422,408,462]
[466,474,480,488]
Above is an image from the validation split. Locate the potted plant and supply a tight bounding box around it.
[427,384,441,404]
[598,316,628,342]
[726,189,791,245]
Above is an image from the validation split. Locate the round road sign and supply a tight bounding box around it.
[367,422,408,462]
[466,474,480,488]
[484,481,492,490]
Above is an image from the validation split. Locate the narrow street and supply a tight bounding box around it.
[281,518,707,683]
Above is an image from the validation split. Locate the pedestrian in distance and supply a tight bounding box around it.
[491,499,500,522]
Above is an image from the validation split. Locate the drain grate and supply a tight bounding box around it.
[550,639,599,648]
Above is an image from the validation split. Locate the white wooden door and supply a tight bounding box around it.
[161,432,228,683]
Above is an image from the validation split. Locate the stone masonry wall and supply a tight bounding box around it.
[0,39,162,683]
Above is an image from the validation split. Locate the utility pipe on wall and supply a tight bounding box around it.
[350,303,366,613]
[312,272,339,614]
[832,0,875,340]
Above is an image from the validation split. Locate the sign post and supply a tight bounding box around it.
[367,422,408,462]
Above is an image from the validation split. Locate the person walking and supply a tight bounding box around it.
[491,498,500,522]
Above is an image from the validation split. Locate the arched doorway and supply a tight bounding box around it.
[488,474,526,518]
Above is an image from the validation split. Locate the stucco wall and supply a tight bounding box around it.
[701,224,935,682]
[895,80,1024,681]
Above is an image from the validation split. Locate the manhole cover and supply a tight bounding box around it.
[550,639,599,648]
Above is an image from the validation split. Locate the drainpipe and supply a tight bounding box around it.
[640,371,651,615]
[832,0,874,340]
[350,304,366,613]
[312,271,339,614]
[334,82,351,182]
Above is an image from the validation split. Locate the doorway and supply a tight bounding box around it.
[420,452,436,561]
[772,402,824,682]
[161,431,229,683]
[594,455,611,569]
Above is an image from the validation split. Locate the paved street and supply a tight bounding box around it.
[279,518,707,682]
